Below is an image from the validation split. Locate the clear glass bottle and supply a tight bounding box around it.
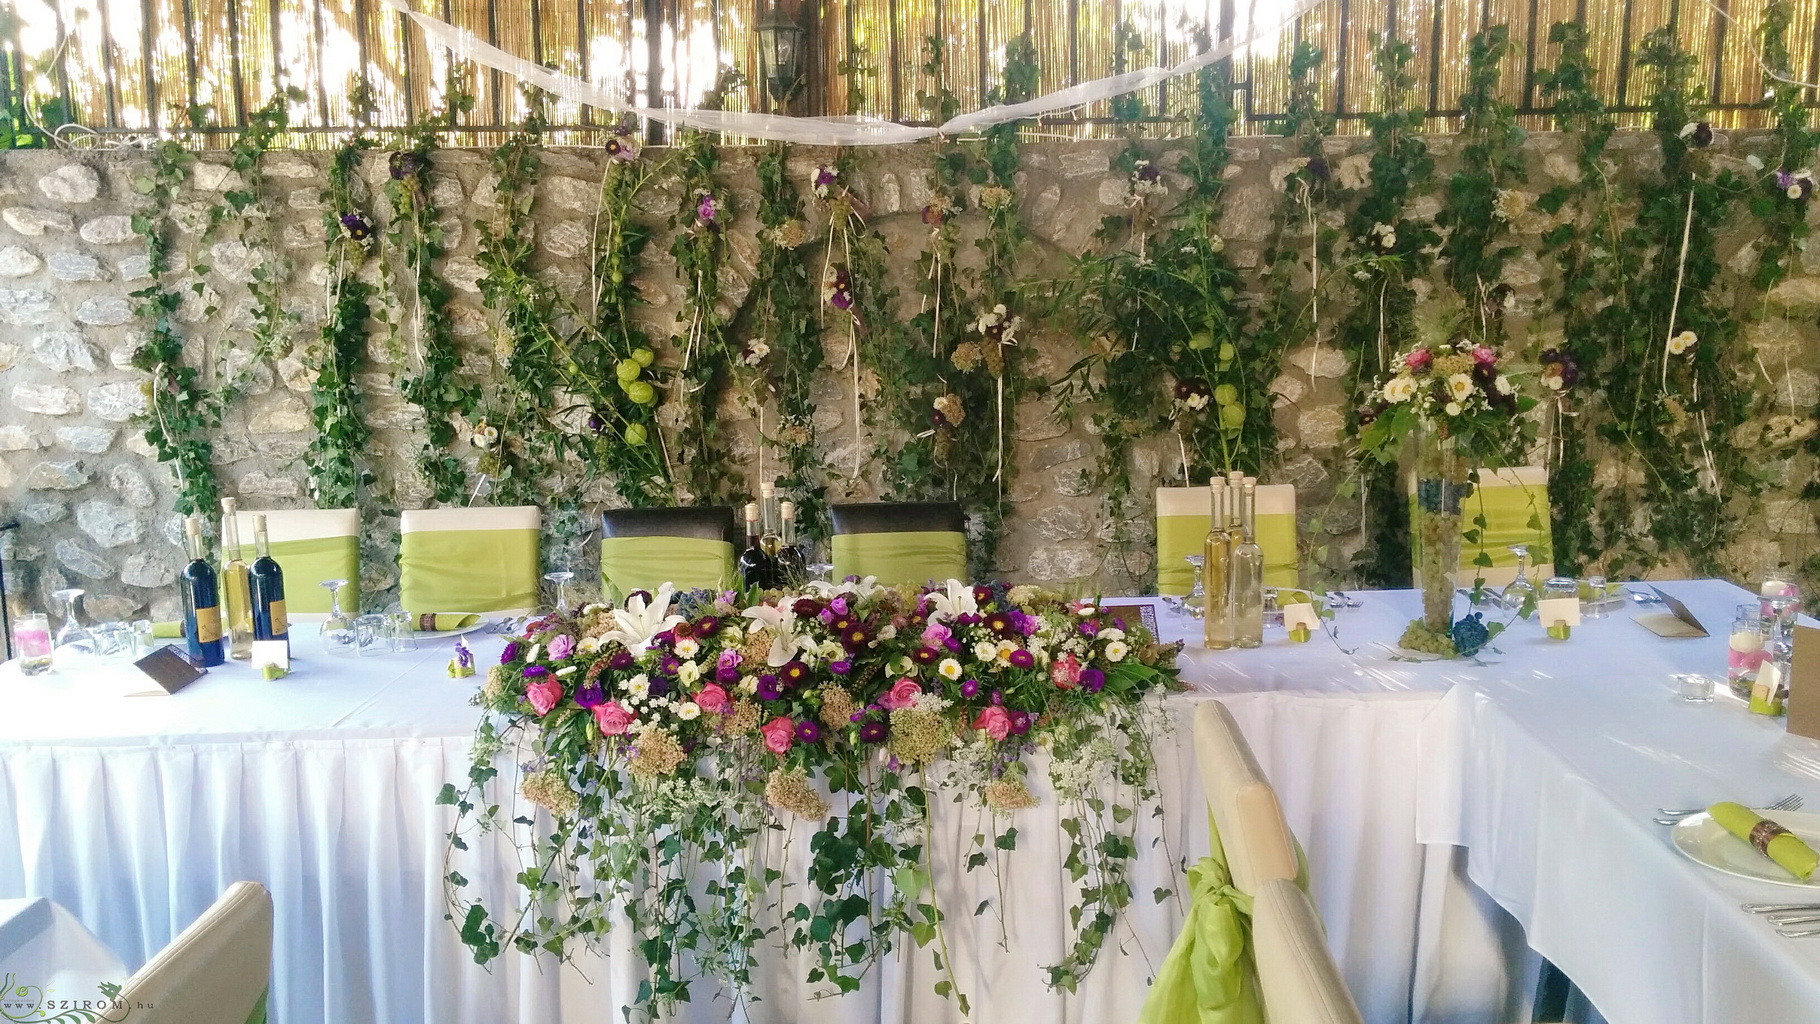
[759,480,782,559]
[1202,478,1234,650]
[219,498,253,660]
[1231,480,1265,648]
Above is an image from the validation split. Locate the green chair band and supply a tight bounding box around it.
[399,528,540,614]
[1464,481,1551,568]
[1157,514,1299,595]
[265,536,360,614]
[1135,816,1265,1024]
[831,531,968,588]
[600,536,735,602]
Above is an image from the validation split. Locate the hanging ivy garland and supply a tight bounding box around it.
[667,71,746,506]
[303,135,380,509]
[740,142,826,536]
[1334,37,1438,588]
[1438,27,1526,347]
[389,70,481,505]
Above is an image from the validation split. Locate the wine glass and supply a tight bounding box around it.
[51,588,95,656]
[1498,544,1537,610]
[320,579,355,655]
[543,570,576,616]
[1185,555,1207,620]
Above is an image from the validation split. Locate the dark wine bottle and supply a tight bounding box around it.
[180,515,225,666]
[737,502,775,590]
[248,513,290,654]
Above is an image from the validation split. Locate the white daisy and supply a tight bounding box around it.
[1383,376,1417,404]
[938,658,964,680]
[1667,330,1697,356]
[1446,373,1475,402]
[675,701,701,721]
[675,637,700,659]
[1104,640,1129,663]
[1445,401,1464,416]
[623,674,650,700]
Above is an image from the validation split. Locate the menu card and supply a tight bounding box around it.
[1634,586,1709,638]
[118,646,205,697]
[1788,626,1820,740]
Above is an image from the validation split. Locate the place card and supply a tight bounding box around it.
[1787,626,1820,740]
[1281,603,1320,643]
[251,640,291,680]
[1634,587,1709,638]
[119,646,205,697]
[1538,597,1581,629]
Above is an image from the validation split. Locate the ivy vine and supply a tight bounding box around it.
[304,135,379,509]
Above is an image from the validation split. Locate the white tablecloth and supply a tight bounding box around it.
[0,896,128,1015]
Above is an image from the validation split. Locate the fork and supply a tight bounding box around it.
[1655,794,1802,825]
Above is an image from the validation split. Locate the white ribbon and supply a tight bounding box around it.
[379,0,1331,147]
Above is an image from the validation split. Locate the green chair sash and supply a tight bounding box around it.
[1463,479,1551,568]
[265,536,360,614]
[399,528,539,614]
[600,536,735,602]
[1137,819,1265,1024]
[1158,514,1299,595]
[831,531,968,588]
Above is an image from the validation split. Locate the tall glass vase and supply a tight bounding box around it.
[1411,434,1470,635]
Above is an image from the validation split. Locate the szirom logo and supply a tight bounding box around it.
[0,976,146,1023]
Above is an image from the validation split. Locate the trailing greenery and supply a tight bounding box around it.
[1535,21,1617,576]
[1439,26,1526,347]
[389,71,481,505]
[304,136,379,509]
[1334,36,1438,588]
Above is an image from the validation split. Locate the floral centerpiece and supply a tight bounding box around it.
[443,579,1182,1019]
[1358,337,1534,652]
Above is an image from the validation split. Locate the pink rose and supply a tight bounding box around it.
[880,678,923,710]
[759,716,796,755]
[1471,345,1498,367]
[921,622,952,647]
[972,705,1012,741]
[527,679,563,716]
[592,700,635,735]
[1050,653,1083,690]
[1404,349,1432,371]
[694,683,731,714]
[547,634,576,660]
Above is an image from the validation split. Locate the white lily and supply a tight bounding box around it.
[742,602,801,667]
[806,575,882,599]
[600,583,687,654]
[924,579,978,623]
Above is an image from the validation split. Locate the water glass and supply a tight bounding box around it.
[354,614,390,657]
[389,612,419,654]
[11,613,52,676]
[1584,575,1609,619]
[1674,673,1716,703]
[1761,569,1800,625]
[320,579,356,656]
[1728,603,1768,700]
[130,619,156,658]
[92,621,133,659]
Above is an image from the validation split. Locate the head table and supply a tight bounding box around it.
[0,579,1812,1024]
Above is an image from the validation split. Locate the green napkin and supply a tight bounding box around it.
[408,612,481,632]
[152,621,184,638]
[1710,801,1819,880]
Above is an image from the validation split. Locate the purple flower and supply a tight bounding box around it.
[388,150,426,180]
[548,634,576,660]
[830,288,854,311]
[1009,711,1032,735]
[796,720,822,743]
[658,655,681,676]
[830,659,853,675]
[829,597,850,616]
[338,212,372,242]
[1778,170,1795,191]
[961,679,980,698]
[756,675,783,701]
[813,165,839,190]
[575,681,606,708]
[696,616,720,634]
[1306,156,1330,181]
[609,650,635,670]
[1135,162,1161,183]
[1081,668,1106,693]
[715,665,741,684]
[1008,649,1035,670]
[860,720,889,743]
[648,677,671,698]
[781,660,811,687]
[587,412,607,435]
[696,192,719,226]
[718,649,742,671]
[523,665,549,678]
[604,135,640,162]
[913,646,938,665]
[501,641,522,664]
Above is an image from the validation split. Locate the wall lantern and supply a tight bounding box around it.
[754,5,807,106]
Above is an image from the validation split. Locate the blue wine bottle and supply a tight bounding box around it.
[248,514,289,653]
[180,515,225,666]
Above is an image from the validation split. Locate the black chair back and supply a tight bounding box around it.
[601,506,740,548]
[829,501,966,535]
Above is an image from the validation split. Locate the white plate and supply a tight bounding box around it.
[415,618,497,641]
[1671,809,1820,888]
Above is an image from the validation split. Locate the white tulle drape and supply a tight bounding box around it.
[377,0,1333,146]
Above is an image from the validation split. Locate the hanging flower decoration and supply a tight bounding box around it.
[768,219,808,248]
[1776,168,1815,201]
[822,264,855,311]
[388,150,426,182]
[1667,329,1698,356]
[1538,349,1580,393]
[604,124,641,162]
[694,191,720,230]
[1367,220,1398,253]
[971,303,1023,346]
[810,164,839,200]
[338,212,373,244]
[1128,159,1168,205]
[1491,188,1528,223]
[921,195,956,228]
[471,419,500,449]
[932,393,965,428]
[978,184,1015,211]
[739,340,770,368]
[1172,377,1212,414]
[1678,120,1714,147]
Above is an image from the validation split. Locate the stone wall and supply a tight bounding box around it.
[0,132,1816,623]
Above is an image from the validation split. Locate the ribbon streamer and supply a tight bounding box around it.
[379,0,1331,147]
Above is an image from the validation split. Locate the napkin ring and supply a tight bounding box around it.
[1751,819,1792,855]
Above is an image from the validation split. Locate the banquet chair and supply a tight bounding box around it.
[1193,699,1300,894]
[600,506,739,600]
[117,881,273,1024]
[829,501,968,586]
[1253,877,1367,1024]
[230,507,358,617]
[1155,484,1299,596]
[399,505,541,616]
[1408,466,1553,588]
